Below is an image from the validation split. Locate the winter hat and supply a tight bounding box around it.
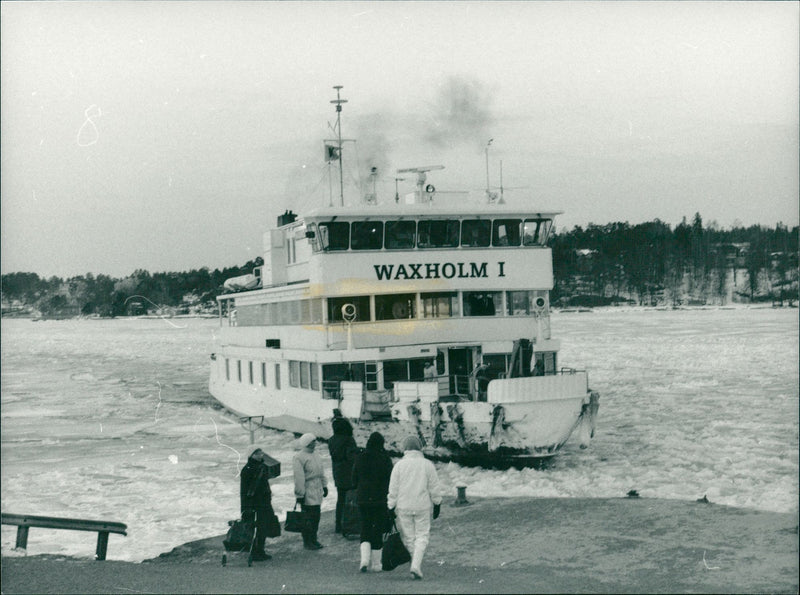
[403,435,422,452]
[297,433,316,449]
[366,432,385,451]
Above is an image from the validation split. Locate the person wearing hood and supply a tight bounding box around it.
[387,435,442,580]
[292,433,328,550]
[240,447,275,561]
[328,409,358,535]
[351,431,393,572]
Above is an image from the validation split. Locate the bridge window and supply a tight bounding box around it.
[318,221,350,251]
[461,219,491,247]
[351,221,384,250]
[261,362,267,386]
[418,219,460,248]
[421,291,459,318]
[492,219,522,246]
[375,293,416,320]
[385,220,416,249]
[289,360,300,387]
[523,219,552,246]
[463,291,502,316]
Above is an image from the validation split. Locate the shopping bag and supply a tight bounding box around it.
[381,522,411,571]
[264,510,282,538]
[223,519,255,552]
[284,504,307,533]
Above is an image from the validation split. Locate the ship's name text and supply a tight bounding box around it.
[373,262,506,281]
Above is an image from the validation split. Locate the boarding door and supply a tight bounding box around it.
[447,348,472,398]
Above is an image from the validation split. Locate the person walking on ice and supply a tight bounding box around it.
[387,435,442,580]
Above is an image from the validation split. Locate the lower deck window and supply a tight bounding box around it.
[328,296,370,323]
[375,293,416,320]
[421,292,459,318]
[463,291,502,316]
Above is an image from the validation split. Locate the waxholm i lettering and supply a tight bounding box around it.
[373,262,506,281]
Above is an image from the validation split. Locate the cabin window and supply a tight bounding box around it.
[274,364,281,389]
[492,219,522,246]
[461,219,491,247]
[417,219,460,248]
[261,362,267,386]
[385,220,416,249]
[300,361,310,389]
[382,358,430,389]
[534,351,556,376]
[463,291,502,316]
[351,221,384,250]
[482,354,509,379]
[523,219,551,246]
[421,291,460,318]
[507,291,534,315]
[375,293,416,320]
[382,360,408,389]
[309,298,323,324]
[225,358,230,381]
[328,296,371,322]
[318,221,350,251]
[289,360,300,387]
[248,361,254,384]
[310,362,319,390]
[322,363,366,398]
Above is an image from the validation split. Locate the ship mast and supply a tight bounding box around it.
[330,86,348,207]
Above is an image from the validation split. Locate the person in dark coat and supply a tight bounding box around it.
[351,431,393,572]
[328,409,358,534]
[240,447,275,561]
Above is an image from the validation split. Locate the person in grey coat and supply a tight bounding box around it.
[292,433,328,550]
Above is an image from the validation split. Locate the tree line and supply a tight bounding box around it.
[1,214,797,317]
[550,214,797,307]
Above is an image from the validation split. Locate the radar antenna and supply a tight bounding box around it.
[396,165,445,203]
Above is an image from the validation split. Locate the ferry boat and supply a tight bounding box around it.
[209,89,599,466]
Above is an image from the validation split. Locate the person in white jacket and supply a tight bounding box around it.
[292,433,328,550]
[387,435,442,580]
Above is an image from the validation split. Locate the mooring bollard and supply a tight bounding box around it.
[454,485,470,506]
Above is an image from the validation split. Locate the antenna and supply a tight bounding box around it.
[499,159,504,204]
[396,165,445,203]
[394,177,406,203]
[330,86,348,206]
[485,139,493,200]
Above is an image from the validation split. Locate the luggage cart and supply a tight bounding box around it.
[221,516,258,567]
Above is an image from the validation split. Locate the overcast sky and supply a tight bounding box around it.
[1,1,797,278]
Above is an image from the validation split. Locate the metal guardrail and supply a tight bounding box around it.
[1,513,127,560]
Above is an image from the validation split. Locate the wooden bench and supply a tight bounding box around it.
[1,513,127,560]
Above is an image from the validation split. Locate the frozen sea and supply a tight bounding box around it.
[1,307,798,562]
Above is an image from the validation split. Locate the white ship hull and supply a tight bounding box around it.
[209,358,599,465]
